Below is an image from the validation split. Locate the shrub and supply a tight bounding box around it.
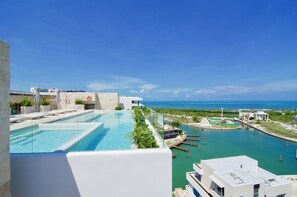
[20,97,34,106]
[39,99,50,106]
[75,99,86,105]
[115,106,122,110]
[131,107,158,148]
[9,101,15,108]
[170,121,181,128]
[192,116,198,122]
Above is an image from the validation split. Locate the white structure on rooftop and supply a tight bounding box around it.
[119,96,143,110]
[186,155,291,197]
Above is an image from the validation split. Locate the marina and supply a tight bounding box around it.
[172,124,297,189]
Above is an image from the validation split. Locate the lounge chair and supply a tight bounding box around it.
[47,110,64,116]
[10,115,25,123]
[23,112,47,119]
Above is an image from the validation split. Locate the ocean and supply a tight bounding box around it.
[142,100,297,110]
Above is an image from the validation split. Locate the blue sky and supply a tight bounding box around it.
[1,0,297,100]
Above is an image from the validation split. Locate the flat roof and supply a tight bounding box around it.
[215,168,262,187]
[202,155,258,171]
[250,168,290,187]
[201,156,290,188]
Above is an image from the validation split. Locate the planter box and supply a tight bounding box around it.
[40,105,51,112]
[21,106,35,114]
[75,104,85,111]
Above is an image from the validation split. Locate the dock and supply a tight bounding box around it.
[181,142,197,146]
[186,138,200,141]
[186,134,200,137]
[172,145,189,152]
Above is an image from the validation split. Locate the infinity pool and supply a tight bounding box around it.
[10,111,134,153]
[10,126,85,153]
[65,111,133,151]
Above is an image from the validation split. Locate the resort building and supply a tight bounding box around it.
[185,156,291,197]
[254,111,269,121]
[2,41,171,197]
[119,96,143,110]
[239,110,269,121]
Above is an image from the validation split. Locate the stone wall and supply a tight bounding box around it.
[58,92,119,110]
[95,93,119,110]
[0,41,11,197]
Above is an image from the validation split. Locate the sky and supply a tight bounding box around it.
[1,0,297,100]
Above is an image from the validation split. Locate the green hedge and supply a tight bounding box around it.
[153,108,238,118]
[131,107,158,148]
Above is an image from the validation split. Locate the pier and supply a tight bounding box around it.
[186,138,200,141]
[181,142,197,146]
[169,132,202,158]
[172,145,189,152]
[186,134,200,137]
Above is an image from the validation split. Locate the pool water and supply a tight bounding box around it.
[172,124,297,189]
[67,111,133,151]
[10,126,85,153]
[10,111,134,153]
[56,112,103,123]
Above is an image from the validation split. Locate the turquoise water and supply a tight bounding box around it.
[10,111,134,153]
[10,126,84,153]
[143,100,297,110]
[56,112,102,123]
[67,111,133,151]
[172,124,297,189]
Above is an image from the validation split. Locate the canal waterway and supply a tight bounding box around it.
[172,124,297,189]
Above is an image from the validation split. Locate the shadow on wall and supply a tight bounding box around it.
[95,94,102,110]
[11,153,81,197]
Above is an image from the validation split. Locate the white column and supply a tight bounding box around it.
[0,40,11,197]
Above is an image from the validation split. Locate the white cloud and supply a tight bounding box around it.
[139,83,158,91]
[157,88,191,94]
[194,80,297,96]
[87,75,158,93]
[129,90,139,93]
[87,82,118,91]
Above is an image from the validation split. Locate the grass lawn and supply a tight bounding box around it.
[259,121,297,139]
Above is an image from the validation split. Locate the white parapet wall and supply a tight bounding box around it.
[11,148,172,197]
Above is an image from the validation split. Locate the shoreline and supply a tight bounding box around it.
[237,119,297,144]
[165,116,297,143]
[183,122,241,130]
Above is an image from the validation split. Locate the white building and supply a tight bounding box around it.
[186,156,291,197]
[255,111,269,120]
[119,96,143,110]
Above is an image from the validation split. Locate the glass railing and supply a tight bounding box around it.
[141,106,166,148]
[10,111,88,153]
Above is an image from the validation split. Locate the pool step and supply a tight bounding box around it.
[10,136,30,144]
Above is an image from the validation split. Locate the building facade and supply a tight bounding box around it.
[186,156,291,197]
[119,96,143,110]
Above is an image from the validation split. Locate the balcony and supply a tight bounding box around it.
[194,163,203,175]
[186,172,212,197]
